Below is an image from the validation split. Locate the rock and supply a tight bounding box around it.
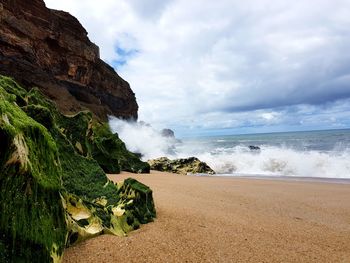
[65,178,155,247]
[248,145,261,151]
[0,75,155,262]
[0,0,137,121]
[13,78,149,175]
[148,157,215,175]
[161,128,175,138]
[116,178,156,224]
[160,128,182,146]
[90,123,150,174]
[0,78,67,262]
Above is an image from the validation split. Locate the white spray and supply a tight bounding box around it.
[109,117,350,178]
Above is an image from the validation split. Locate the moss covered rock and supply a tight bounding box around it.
[0,80,66,262]
[0,75,156,262]
[90,123,150,173]
[21,85,150,174]
[148,156,215,175]
[65,178,155,246]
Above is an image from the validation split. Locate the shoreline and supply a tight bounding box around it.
[198,173,350,184]
[63,170,350,263]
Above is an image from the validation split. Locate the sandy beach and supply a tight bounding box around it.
[63,171,350,263]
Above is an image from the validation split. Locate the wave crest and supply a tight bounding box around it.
[109,118,350,178]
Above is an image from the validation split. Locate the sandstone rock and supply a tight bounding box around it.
[148,157,215,175]
[0,0,137,121]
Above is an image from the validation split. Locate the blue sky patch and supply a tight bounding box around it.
[113,46,139,68]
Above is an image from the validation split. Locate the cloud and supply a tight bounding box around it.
[44,0,350,135]
[127,0,174,20]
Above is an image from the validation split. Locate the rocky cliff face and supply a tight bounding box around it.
[0,0,138,120]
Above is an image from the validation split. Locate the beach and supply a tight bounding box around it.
[63,171,350,263]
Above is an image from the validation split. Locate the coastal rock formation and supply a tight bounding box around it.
[0,0,138,120]
[0,76,155,262]
[161,128,175,138]
[249,145,261,151]
[0,79,67,262]
[148,157,215,175]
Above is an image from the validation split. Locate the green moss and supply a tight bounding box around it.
[117,178,156,224]
[22,105,54,130]
[56,111,93,157]
[0,85,66,262]
[91,123,150,173]
[0,75,156,262]
[53,127,120,204]
[148,157,215,175]
[0,76,27,107]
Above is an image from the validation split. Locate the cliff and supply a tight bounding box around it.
[0,0,138,120]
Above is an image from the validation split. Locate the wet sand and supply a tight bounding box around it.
[63,171,350,263]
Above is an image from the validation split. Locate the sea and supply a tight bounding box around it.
[178,129,350,179]
[108,118,350,180]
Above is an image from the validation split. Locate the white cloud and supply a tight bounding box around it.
[44,0,350,135]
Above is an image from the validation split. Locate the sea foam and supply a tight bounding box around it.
[109,117,350,179]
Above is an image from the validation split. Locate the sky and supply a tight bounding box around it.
[45,0,350,137]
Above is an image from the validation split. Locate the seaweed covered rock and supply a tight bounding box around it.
[148,157,215,175]
[65,178,155,246]
[91,123,150,173]
[0,76,156,262]
[0,82,66,262]
[54,111,150,174]
[116,178,156,224]
[4,75,150,174]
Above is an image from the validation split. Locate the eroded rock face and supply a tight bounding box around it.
[148,157,216,175]
[0,0,138,120]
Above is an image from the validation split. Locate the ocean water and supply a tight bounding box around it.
[108,118,350,179]
[178,129,350,179]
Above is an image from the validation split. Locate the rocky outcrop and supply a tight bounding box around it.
[148,157,215,175]
[249,145,261,151]
[0,76,155,262]
[0,0,138,121]
[0,78,67,262]
[161,128,175,138]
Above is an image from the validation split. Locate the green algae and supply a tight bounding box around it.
[117,178,156,224]
[64,177,156,247]
[90,123,150,174]
[0,75,156,262]
[21,86,150,174]
[0,85,66,262]
[148,156,215,175]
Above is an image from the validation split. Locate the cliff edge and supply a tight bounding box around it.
[0,0,138,120]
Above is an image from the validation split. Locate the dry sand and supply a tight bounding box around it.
[63,171,350,263]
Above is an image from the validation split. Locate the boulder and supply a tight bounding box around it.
[65,178,155,247]
[148,157,215,175]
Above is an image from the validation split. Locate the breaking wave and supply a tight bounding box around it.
[109,117,350,179]
[192,146,350,178]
